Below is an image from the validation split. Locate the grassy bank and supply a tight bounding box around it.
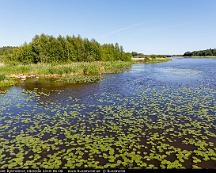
[0,61,132,88]
[0,57,173,88]
[0,74,16,88]
[132,56,171,63]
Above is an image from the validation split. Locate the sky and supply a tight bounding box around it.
[0,0,216,55]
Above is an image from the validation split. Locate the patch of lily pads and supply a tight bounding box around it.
[0,61,216,169]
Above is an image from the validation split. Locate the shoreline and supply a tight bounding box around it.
[183,56,216,58]
[132,57,171,63]
[0,61,132,88]
[0,57,171,88]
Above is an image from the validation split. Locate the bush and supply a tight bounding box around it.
[0,74,5,81]
[83,64,100,75]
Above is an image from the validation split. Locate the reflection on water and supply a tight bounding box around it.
[0,58,216,169]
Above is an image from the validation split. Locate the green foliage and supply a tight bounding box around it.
[131,51,167,59]
[4,34,132,64]
[56,76,101,84]
[184,48,216,56]
[0,61,131,76]
[0,46,16,56]
[0,74,17,88]
[0,79,16,88]
[0,61,131,87]
[0,46,17,63]
[0,74,5,81]
[131,51,171,63]
[82,63,100,75]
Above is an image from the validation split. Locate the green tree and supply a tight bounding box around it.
[4,34,132,64]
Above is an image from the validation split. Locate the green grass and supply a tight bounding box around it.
[0,61,132,87]
[0,79,16,88]
[0,58,172,88]
[0,74,6,81]
[0,74,16,88]
[144,58,171,64]
[132,57,171,64]
[0,61,131,76]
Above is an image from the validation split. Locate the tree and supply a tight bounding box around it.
[183,49,216,56]
[4,34,132,64]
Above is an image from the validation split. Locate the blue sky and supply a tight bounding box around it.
[0,0,216,54]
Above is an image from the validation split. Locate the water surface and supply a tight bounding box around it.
[0,58,216,169]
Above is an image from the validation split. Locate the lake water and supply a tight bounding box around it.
[0,58,216,169]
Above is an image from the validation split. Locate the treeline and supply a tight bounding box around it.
[131,51,166,58]
[184,48,216,56]
[131,52,145,58]
[3,34,131,64]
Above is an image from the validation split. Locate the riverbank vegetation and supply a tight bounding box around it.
[184,48,216,57]
[0,34,133,88]
[0,46,16,63]
[0,34,172,88]
[131,52,171,63]
[0,61,131,87]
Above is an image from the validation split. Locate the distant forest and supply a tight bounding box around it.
[1,34,131,64]
[184,48,216,56]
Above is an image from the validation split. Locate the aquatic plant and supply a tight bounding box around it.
[0,59,216,169]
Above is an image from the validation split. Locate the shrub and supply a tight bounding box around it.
[0,74,5,81]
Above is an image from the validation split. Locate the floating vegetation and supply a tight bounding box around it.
[56,76,101,84]
[0,58,216,169]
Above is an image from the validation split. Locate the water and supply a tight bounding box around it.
[0,58,216,169]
